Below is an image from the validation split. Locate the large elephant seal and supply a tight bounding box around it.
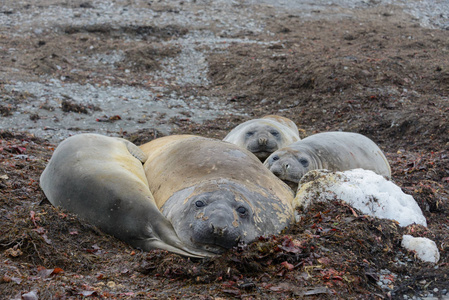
[140,135,295,254]
[223,115,300,161]
[264,132,391,188]
[40,134,213,258]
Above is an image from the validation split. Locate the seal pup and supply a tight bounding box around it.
[140,135,295,254]
[223,115,300,161]
[40,133,212,258]
[264,131,391,188]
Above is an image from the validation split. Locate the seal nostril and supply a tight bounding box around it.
[285,163,290,170]
[211,223,227,236]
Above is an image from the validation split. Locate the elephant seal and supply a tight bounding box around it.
[223,115,300,161]
[264,132,391,188]
[140,135,295,254]
[40,134,213,258]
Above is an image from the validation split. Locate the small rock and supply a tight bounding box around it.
[22,291,38,300]
[401,235,440,263]
[343,33,356,40]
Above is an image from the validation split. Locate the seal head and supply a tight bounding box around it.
[264,148,312,188]
[241,124,285,160]
[162,180,290,253]
[223,115,300,161]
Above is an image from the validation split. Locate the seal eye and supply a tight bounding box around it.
[270,130,279,137]
[236,206,247,215]
[272,155,279,161]
[246,131,254,137]
[299,158,309,167]
[195,200,206,208]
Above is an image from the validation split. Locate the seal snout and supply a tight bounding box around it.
[271,167,283,177]
[258,136,268,146]
[248,131,278,153]
[192,205,242,249]
[208,211,234,239]
[198,216,241,249]
[269,156,286,178]
[211,223,228,237]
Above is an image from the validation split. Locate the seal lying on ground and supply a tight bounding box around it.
[264,131,391,188]
[40,134,212,258]
[223,115,300,161]
[140,135,295,254]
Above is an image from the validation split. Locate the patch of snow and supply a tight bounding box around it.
[293,169,427,227]
[401,235,440,263]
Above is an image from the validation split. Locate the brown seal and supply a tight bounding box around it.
[140,135,295,254]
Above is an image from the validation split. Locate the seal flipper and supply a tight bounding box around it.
[135,212,216,258]
[121,139,148,163]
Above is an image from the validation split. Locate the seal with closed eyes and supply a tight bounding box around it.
[223,115,300,161]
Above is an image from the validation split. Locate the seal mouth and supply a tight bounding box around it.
[253,151,272,160]
[196,243,228,254]
[283,180,299,191]
[191,236,242,254]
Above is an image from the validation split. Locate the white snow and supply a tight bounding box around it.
[293,168,427,227]
[401,235,440,263]
[293,169,441,263]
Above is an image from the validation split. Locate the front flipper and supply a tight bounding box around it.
[120,139,148,163]
[134,209,216,258]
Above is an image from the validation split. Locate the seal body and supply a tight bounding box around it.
[140,135,295,254]
[223,115,300,161]
[264,132,391,187]
[40,134,212,257]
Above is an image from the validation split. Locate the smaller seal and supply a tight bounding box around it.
[223,115,300,161]
[264,131,391,188]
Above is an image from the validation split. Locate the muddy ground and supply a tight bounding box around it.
[1,0,448,299]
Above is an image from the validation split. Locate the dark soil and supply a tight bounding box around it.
[1,2,448,299]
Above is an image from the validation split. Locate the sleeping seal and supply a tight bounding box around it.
[223,115,300,161]
[40,133,212,257]
[264,131,391,188]
[140,135,295,254]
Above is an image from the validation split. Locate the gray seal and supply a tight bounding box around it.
[140,135,295,254]
[223,115,300,161]
[264,131,391,188]
[40,133,213,257]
